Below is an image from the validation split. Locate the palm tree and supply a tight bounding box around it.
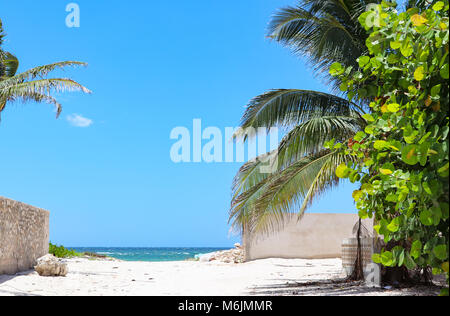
[230,0,431,240]
[230,0,431,282]
[0,19,90,120]
[229,0,378,236]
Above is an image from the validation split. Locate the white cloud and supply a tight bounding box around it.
[66,114,93,128]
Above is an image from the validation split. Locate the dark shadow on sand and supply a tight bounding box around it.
[247,278,442,296]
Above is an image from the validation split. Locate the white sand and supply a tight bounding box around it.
[0,258,441,296]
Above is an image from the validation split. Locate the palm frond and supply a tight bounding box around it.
[0,78,91,117]
[0,92,61,118]
[232,151,274,200]
[277,115,363,165]
[0,52,19,78]
[252,150,337,235]
[230,150,339,235]
[0,19,5,48]
[235,89,364,138]
[0,19,90,120]
[405,0,430,10]
[296,149,356,217]
[0,61,87,89]
[230,155,273,233]
[230,111,363,234]
[267,0,372,84]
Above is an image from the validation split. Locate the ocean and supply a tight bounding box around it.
[72,247,230,262]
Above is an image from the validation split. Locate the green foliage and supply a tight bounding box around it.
[49,243,82,258]
[329,0,449,292]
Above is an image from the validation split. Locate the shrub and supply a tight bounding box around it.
[327,0,449,295]
[49,242,82,258]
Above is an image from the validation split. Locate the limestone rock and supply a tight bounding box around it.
[200,244,244,264]
[199,253,215,262]
[35,254,68,277]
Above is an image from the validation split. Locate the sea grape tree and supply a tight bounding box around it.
[327,0,449,293]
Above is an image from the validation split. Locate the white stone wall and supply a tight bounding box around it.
[243,213,373,261]
[0,197,49,275]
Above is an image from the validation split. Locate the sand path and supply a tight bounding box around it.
[0,258,441,296]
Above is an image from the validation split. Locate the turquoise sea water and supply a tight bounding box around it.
[72,247,229,262]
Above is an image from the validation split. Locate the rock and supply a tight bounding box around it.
[234,243,241,249]
[199,247,244,264]
[198,253,215,262]
[35,254,68,277]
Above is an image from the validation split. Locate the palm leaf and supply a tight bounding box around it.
[276,115,363,165]
[235,89,364,138]
[230,112,363,234]
[0,78,91,117]
[0,19,5,49]
[0,19,89,120]
[251,150,337,235]
[0,61,88,89]
[230,150,335,235]
[296,149,356,217]
[267,0,371,85]
[0,52,19,78]
[0,92,61,116]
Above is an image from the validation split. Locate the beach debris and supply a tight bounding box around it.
[35,254,68,277]
[198,244,244,264]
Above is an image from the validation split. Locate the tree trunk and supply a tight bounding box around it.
[347,218,365,281]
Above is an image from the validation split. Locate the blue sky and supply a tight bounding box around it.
[0,0,358,247]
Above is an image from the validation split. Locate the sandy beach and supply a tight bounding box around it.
[0,258,441,296]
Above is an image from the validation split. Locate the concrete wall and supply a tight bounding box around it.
[243,213,373,261]
[0,197,49,275]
